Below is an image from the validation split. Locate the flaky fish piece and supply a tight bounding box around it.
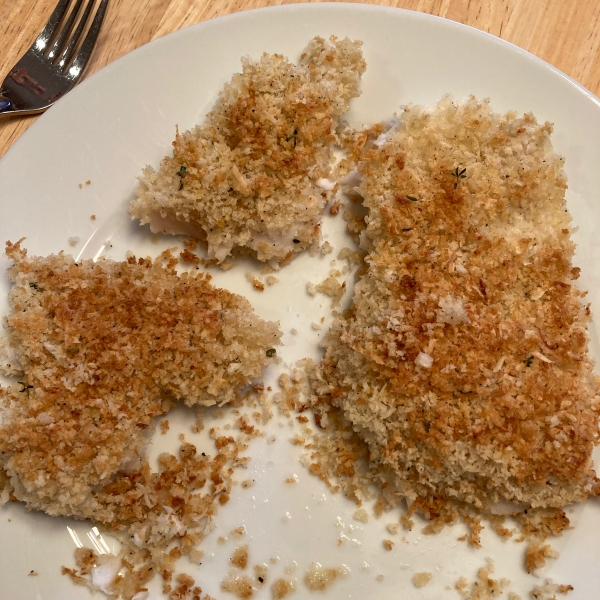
[313,96,600,509]
[130,36,366,268]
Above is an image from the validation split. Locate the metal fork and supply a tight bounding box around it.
[0,0,109,118]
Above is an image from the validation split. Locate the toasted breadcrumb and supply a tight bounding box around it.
[386,523,399,534]
[245,272,265,291]
[130,37,365,268]
[272,578,295,599]
[525,541,558,573]
[412,572,432,588]
[230,545,249,570]
[180,248,201,264]
[529,580,573,599]
[456,564,506,599]
[383,539,394,550]
[321,241,334,255]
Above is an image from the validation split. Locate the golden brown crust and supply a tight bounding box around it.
[0,240,280,514]
[312,97,600,509]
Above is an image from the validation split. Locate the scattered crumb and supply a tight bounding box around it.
[28,570,38,577]
[180,248,201,264]
[78,183,83,189]
[285,475,298,484]
[383,539,394,551]
[307,282,317,296]
[160,420,169,434]
[90,214,96,220]
[221,571,256,599]
[311,322,322,331]
[329,199,342,215]
[375,575,384,582]
[290,328,298,335]
[246,272,265,291]
[86,180,91,185]
[254,564,268,585]
[525,542,559,573]
[231,545,249,569]
[272,578,295,599]
[529,579,573,600]
[321,241,334,255]
[68,236,80,246]
[386,523,399,535]
[218,536,227,545]
[400,516,414,531]
[304,563,348,592]
[412,572,432,588]
[311,270,346,306]
[337,246,362,266]
[353,508,368,523]
[456,564,507,599]
[266,276,279,286]
[230,526,247,537]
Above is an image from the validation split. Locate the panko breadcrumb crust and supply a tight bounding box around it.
[130,36,366,268]
[0,240,280,516]
[311,96,600,509]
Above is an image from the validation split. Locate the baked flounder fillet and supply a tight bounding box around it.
[0,241,281,516]
[130,36,366,268]
[313,96,600,509]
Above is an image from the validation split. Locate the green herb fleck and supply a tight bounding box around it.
[29,282,44,292]
[67,347,79,355]
[452,167,467,189]
[406,195,418,202]
[524,356,534,367]
[266,348,276,357]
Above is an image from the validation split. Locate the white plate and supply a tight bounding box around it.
[1,4,600,599]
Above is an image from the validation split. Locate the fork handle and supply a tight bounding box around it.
[0,94,11,113]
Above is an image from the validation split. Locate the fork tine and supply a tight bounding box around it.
[57,0,96,68]
[48,0,85,62]
[34,0,72,53]
[69,0,109,81]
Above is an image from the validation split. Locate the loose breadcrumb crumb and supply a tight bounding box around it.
[272,578,295,599]
[412,572,432,588]
[321,241,334,255]
[353,508,368,523]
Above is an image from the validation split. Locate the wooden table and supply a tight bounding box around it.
[2,0,600,159]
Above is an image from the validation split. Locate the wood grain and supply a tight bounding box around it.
[2,0,600,158]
